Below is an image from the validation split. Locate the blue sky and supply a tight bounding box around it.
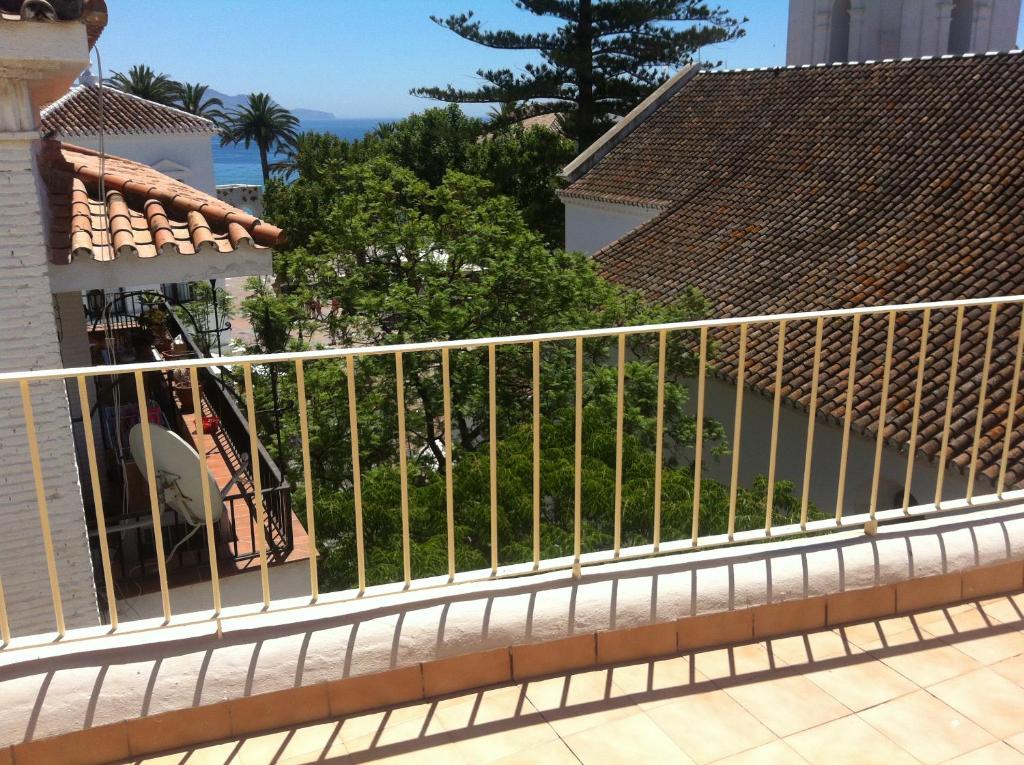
[97,0,1021,119]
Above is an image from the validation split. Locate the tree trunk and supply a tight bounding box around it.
[258,141,270,186]
[577,0,596,150]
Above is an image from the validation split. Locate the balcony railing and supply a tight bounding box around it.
[2,295,1023,650]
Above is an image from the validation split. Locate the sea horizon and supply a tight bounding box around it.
[213,116,399,187]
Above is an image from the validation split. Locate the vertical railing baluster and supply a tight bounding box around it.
[76,375,118,629]
[968,304,998,502]
[902,309,931,513]
[835,314,861,523]
[653,330,667,551]
[294,360,318,601]
[241,363,271,608]
[691,326,707,546]
[728,324,748,540]
[188,368,222,615]
[395,352,412,586]
[998,307,1024,497]
[0,575,9,646]
[488,345,498,575]
[441,348,455,580]
[614,334,625,557]
[345,355,367,593]
[800,318,825,529]
[574,337,584,575]
[869,311,897,519]
[442,348,454,581]
[532,340,541,568]
[766,321,787,534]
[132,371,171,624]
[936,306,965,507]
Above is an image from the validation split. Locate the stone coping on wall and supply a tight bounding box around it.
[4,504,1024,763]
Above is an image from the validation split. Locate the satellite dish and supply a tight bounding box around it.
[129,423,225,525]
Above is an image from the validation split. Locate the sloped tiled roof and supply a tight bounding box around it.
[41,141,284,263]
[0,0,107,47]
[568,52,1024,489]
[42,86,218,137]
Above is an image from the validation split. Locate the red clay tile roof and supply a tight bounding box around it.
[42,86,218,137]
[569,52,1024,490]
[0,0,107,47]
[41,141,284,263]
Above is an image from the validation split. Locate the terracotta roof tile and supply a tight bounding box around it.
[41,85,218,137]
[569,52,1024,490]
[41,140,284,263]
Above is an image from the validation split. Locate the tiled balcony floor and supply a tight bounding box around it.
[123,594,1024,765]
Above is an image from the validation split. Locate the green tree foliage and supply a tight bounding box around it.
[106,64,179,106]
[413,0,746,149]
[265,105,575,247]
[249,158,819,592]
[173,83,226,124]
[220,93,300,185]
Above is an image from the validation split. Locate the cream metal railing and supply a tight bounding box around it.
[2,295,1024,650]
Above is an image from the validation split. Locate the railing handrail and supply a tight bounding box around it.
[6,293,1024,383]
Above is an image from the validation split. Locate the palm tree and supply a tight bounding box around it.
[107,64,179,106]
[173,82,226,124]
[220,93,300,185]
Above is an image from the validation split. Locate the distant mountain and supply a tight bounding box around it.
[206,89,336,121]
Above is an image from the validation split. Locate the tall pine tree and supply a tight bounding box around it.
[413,1,745,149]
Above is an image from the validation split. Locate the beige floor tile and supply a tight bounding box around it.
[938,622,1024,666]
[801,653,918,711]
[524,668,635,738]
[645,687,775,764]
[235,720,348,765]
[858,690,993,765]
[929,667,1024,738]
[710,739,807,765]
[132,741,243,765]
[784,715,919,765]
[342,716,465,764]
[837,615,925,649]
[992,654,1024,686]
[1006,729,1024,755]
[608,655,712,709]
[689,641,785,682]
[435,684,559,764]
[334,701,444,745]
[485,738,581,765]
[768,629,860,666]
[562,710,694,764]
[717,670,851,737]
[944,741,1024,764]
[977,594,1024,625]
[861,627,982,686]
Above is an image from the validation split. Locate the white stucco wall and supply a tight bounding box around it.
[0,139,99,637]
[63,132,217,193]
[786,0,1022,66]
[563,197,661,255]
[694,376,971,519]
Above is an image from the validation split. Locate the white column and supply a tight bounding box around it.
[848,3,868,60]
[814,9,833,63]
[937,1,956,54]
[0,138,99,637]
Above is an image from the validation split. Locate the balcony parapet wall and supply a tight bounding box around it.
[3,503,1024,763]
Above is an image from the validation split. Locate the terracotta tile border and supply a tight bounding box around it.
[11,565,1024,765]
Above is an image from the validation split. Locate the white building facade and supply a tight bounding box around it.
[786,0,1022,66]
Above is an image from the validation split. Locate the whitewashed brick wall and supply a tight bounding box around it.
[0,139,98,636]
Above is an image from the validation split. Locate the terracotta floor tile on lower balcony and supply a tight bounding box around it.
[561,709,694,764]
[644,686,775,764]
[858,689,994,765]
[929,667,1024,739]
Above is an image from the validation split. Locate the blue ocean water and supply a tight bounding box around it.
[212,117,394,187]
